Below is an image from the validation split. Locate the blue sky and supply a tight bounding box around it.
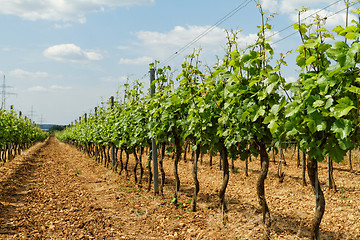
[0,0,358,124]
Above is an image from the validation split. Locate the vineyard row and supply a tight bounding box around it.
[0,109,49,163]
[57,4,360,240]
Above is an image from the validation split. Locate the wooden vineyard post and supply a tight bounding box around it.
[297,145,301,167]
[302,151,307,186]
[349,150,352,172]
[94,107,99,161]
[191,144,200,212]
[272,140,276,162]
[110,96,116,171]
[8,106,14,160]
[150,68,159,195]
[84,113,88,155]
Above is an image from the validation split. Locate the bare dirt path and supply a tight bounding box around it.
[0,137,200,240]
[0,137,359,239]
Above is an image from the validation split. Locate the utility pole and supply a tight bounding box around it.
[29,106,37,122]
[1,75,16,110]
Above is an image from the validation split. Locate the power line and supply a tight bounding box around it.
[160,0,253,66]
[141,0,354,82]
[272,1,357,45]
[267,0,343,41]
[327,2,357,19]
[159,0,346,67]
[272,31,298,45]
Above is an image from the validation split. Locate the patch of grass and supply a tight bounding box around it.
[124,185,145,194]
[338,186,353,201]
[137,187,145,193]
[339,186,345,199]
[169,197,187,209]
[133,208,146,215]
[75,168,82,175]
[177,203,184,209]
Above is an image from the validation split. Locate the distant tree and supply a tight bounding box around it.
[49,125,66,132]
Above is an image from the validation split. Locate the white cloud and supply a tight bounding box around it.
[261,0,359,36]
[50,85,72,90]
[285,76,297,83]
[239,33,259,47]
[136,25,225,49]
[288,8,357,29]
[27,85,72,92]
[43,44,103,63]
[118,56,153,65]
[0,0,154,23]
[134,25,226,60]
[261,0,341,14]
[28,86,47,92]
[261,0,358,27]
[8,69,49,80]
[101,76,129,82]
[134,25,281,61]
[261,0,279,13]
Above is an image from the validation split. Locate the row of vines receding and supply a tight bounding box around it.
[0,109,48,162]
[56,3,360,239]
